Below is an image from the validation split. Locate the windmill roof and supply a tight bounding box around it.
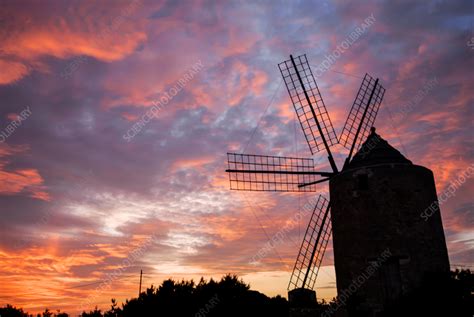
[349,127,412,168]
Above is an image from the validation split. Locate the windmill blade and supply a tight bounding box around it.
[226,153,331,192]
[339,73,386,158]
[278,54,338,156]
[288,196,332,291]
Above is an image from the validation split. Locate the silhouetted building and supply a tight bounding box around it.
[288,288,319,317]
[330,130,450,316]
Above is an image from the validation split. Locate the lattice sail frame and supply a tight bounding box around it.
[339,73,386,152]
[279,54,338,155]
[226,153,323,192]
[288,195,332,291]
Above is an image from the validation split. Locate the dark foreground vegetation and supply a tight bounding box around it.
[1,270,472,317]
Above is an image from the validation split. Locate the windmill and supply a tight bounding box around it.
[225,54,385,296]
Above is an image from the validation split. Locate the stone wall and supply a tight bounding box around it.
[329,163,450,314]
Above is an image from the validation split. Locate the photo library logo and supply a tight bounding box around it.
[314,13,376,78]
[391,77,439,122]
[249,196,319,265]
[0,106,32,143]
[321,248,392,317]
[194,294,220,317]
[78,233,158,311]
[123,60,204,142]
[420,163,474,221]
[60,0,143,79]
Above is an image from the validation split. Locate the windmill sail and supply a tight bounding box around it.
[223,53,390,297]
[288,195,332,291]
[226,153,330,192]
[278,54,338,155]
[339,73,385,156]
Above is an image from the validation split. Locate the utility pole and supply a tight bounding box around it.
[138,269,142,297]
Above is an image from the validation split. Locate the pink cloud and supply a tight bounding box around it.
[0,144,49,201]
[0,1,148,84]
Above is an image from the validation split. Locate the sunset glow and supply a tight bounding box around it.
[0,1,473,315]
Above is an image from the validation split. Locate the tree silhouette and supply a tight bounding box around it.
[115,274,288,317]
[0,304,30,317]
[81,307,102,317]
[2,271,472,317]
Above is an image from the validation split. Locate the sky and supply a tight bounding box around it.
[0,0,473,314]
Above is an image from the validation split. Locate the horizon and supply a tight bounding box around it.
[0,0,473,315]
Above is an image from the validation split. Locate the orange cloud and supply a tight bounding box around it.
[0,144,49,200]
[0,1,148,84]
[0,143,29,157]
[0,60,30,85]
[0,234,157,315]
[121,112,139,122]
[171,156,216,172]
[0,168,50,201]
[4,29,146,63]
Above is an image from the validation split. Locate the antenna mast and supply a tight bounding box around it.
[138,269,142,297]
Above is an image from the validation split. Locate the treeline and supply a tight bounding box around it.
[1,274,290,317]
[1,270,472,317]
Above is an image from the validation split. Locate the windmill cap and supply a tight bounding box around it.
[349,127,412,168]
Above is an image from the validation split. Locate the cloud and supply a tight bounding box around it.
[0,0,147,84]
[0,60,31,85]
[0,0,472,314]
[0,144,49,200]
[0,167,49,200]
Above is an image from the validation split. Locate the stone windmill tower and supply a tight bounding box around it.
[330,128,450,315]
[225,54,450,316]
